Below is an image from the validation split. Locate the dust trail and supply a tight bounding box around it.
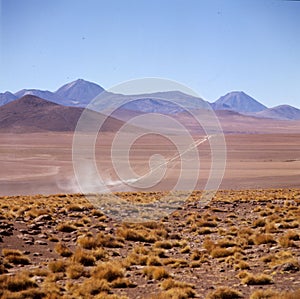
[106,135,212,188]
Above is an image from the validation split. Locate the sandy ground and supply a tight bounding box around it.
[0,132,299,196]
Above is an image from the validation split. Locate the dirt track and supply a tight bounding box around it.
[0,132,299,196]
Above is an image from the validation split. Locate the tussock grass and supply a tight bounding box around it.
[239,271,273,285]
[206,287,243,299]
[92,262,124,282]
[143,266,170,280]
[0,272,38,292]
[77,235,98,249]
[2,249,31,265]
[48,260,67,273]
[250,288,300,299]
[71,249,96,266]
[160,278,194,290]
[54,242,73,257]
[56,222,77,232]
[66,263,86,279]
[153,287,196,299]
[253,233,277,245]
[117,227,157,243]
[71,278,110,297]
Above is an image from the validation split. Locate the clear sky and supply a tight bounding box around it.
[0,0,299,108]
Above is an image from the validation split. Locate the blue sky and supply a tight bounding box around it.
[0,0,300,107]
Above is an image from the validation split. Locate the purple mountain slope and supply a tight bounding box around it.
[212,91,267,113]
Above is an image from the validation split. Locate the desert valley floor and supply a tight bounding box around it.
[0,132,299,196]
[0,132,299,298]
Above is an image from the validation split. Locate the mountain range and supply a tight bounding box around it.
[0,95,125,133]
[0,79,300,124]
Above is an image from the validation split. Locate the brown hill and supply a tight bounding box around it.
[0,95,125,133]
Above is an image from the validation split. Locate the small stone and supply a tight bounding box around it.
[38,234,48,239]
[34,214,51,222]
[28,230,40,235]
[28,224,41,230]
[35,240,47,245]
[19,229,29,234]
[33,252,42,256]
[276,262,299,273]
[24,240,34,245]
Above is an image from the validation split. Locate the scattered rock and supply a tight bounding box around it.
[33,252,42,256]
[35,240,48,246]
[34,214,52,222]
[275,262,300,273]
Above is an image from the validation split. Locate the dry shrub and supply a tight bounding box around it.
[2,249,23,257]
[197,219,218,228]
[0,272,38,292]
[206,286,242,299]
[253,218,266,228]
[54,242,72,257]
[77,235,98,249]
[110,277,136,288]
[133,245,150,255]
[203,239,214,252]
[250,288,300,299]
[250,289,279,299]
[72,249,96,266]
[180,246,191,254]
[154,240,174,249]
[92,262,124,282]
[253,233,276,245]
[234,260,250,270]
[278,231,299,248]
[143,266,170,280]
[163,258,189,268]
[48,235,59,242]
[5,255,31,265]
[67,204,84,212]
[198,227,214,235]
[118,228,157,243]
[217,238,237,248]
[25,208,49,219]
[147,255,163,266]
[211,247,235,258]
[91,209,105,217]
[94,294,128,299]
[278,289,300,299]
[190,249,203,261]
[263,250,296,268]
[97,232,124,248]
[66,263,86,279]
[56,222,77,232]
[265,221,278,233]
[160,278,194,290]
[154,287,196,299]
[48,260,67,273]
[239,271,273,285]
[72,278,110,297]
[2,249,31,265]
[92,248,107,260]
[123,252,148,268]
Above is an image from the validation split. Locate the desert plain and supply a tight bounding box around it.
[0,121,300,298]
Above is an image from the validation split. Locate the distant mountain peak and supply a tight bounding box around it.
[256,104,300,120]
[212,91,267,113]
[0,91,17,106]
[55,79,105,105]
